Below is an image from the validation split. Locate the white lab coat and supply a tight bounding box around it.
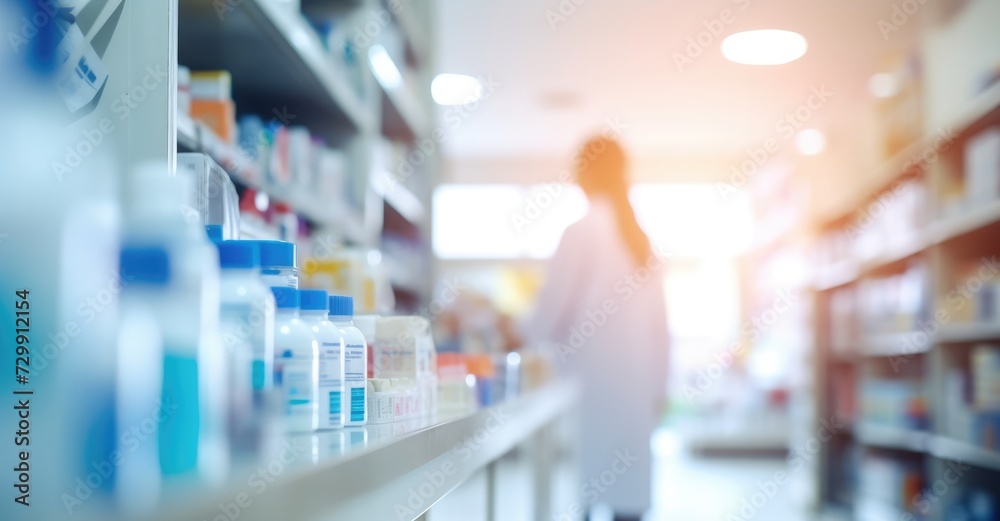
[529,196,669,516]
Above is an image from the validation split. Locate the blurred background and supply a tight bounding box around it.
[3,0,1000,520]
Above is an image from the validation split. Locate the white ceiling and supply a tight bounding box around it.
[433,0,921,160]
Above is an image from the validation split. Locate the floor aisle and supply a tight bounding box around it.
[650,430,813,521]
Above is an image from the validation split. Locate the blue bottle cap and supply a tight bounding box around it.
[218,241,260,270]
[328,295,354,317]
[256,240,296,268]
[120,246,171,285]
[299,289,329,311]
[271,287,299,309]
[205,225,224,244]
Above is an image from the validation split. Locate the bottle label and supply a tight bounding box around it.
[275,350,314,421]
[252,359,266,390]
[345,343,365,382]
[159,353,200,476]
[329,390,342,416]
[345,342,366,423]
[319,341,343,425]
[350,387,366,423]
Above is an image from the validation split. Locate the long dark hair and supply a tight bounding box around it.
[576,136,652,266]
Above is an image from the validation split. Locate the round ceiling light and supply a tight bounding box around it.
[721,30,808,65]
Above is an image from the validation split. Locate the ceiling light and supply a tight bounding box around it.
[432,73,484,105]
[868,73,899,98]
[368,45,402,89]
[795,128,826,155]
[721,30,808,65]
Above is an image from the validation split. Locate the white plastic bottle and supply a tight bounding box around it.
[115,246,169,516]
[299,290,346,430]
[217,240,276,456]
[257,240,299,288]
[124,165,229,486]
[329,296,368,426]
[271,287,319,432]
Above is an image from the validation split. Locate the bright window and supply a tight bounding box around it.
[433,183,753,260]
[432,183,586,259]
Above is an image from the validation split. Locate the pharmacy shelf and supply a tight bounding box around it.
[176,112,262,180]
[855,423,929,453]
[927,436,1000,471]
[861,331,931,357]
[178,0,375,138]
[812,200,1000,292]
[152,381,578,521]
[176,111,199,150]
[370,170,426,224]
[381,81,431,141]
[809,10,1000,518]
[390,0,430,61]
[384,258,428,294]
[857,322,1000,351]
[930,199,1000,245]
[858,232,928,274]
[176,113,367,243]
[938,322,1000,343]
[935,79,1000,140]
[821,80,1000,230]
[812,261,860,291]
[301,0,366,12]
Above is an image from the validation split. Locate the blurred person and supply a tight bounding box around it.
[527,137,669,521]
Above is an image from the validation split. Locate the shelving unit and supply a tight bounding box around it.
[927,436,1000,472]
[172,0,438,311]
[177,112,369,242]
[855,423,930,453]
[937,322,1000,343]
[861,332,924,357]
[147,382,579,521]
[179,0,374,135]
[809,1,1000,518]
